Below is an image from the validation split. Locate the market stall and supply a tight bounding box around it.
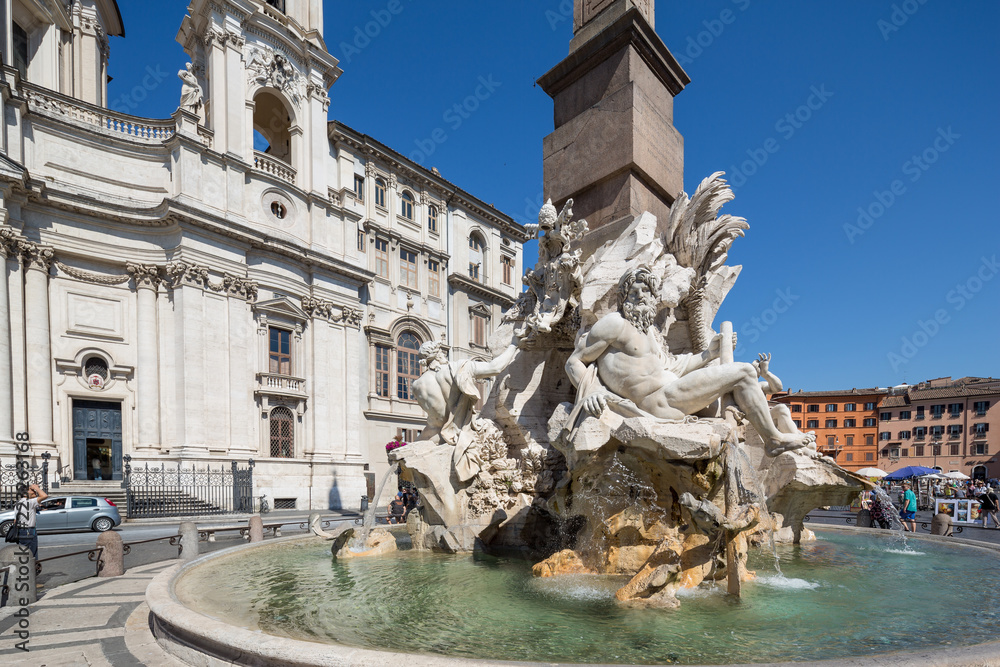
[934,497,981,525]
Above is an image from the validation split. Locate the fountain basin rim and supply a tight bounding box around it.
[147,529,1000,667]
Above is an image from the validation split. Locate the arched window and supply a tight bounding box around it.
[469,234,485,282]
[269,407,294,458]
[396,332,422,400]
[428,205,438,232]
[400,191,414,220]
[252,90,292,164]
[375,178,387,208]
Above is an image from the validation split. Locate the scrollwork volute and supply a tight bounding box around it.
[17,241,54,273]
[126,263,162,290]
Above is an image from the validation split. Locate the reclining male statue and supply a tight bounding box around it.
[565,266,817,457]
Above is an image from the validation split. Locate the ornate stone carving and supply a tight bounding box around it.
[244,44,305,107]
[301,296,362,327]
[178,63,203,113]
[126,263,161,289]
[55,261,132,286]
[307,83,331,111]
[17,241,54,272]
[0,228,16,258]
[364,161,377,177]
[164,261,208,289]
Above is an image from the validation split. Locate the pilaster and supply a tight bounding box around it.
[127,263,162,453]
[19,240,54,446]
[0,230,14,451]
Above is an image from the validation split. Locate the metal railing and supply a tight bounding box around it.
[124,457,254,518]
[0,454,50,510]
[36,546,104,578]
[123,534,183,559]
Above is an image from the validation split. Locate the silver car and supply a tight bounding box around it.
[0,496,121,534]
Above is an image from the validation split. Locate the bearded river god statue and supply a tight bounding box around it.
[389,172,869,607]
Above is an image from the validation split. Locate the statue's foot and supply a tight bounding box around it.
[766,431,817,457]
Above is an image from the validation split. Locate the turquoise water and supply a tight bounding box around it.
[176,532,1000,664]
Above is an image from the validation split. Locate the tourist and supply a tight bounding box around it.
[869,489,894,530]
[92,456,103,480]
[14,483,48,560]
[979,487,1000,529]
[388,493,406,524]
[899,482,918,533]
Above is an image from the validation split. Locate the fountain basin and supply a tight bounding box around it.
[147,527,1000,666]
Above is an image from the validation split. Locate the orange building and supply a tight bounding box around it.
[772,389,888,471]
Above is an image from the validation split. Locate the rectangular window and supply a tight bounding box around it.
[974,442,989,456]
[793,420,802,428]
[901,448,909,457]
[865,452,874,461]
[880,412,891,421]
[12,22,27,80]
[268,328,292,375]
[428,206,438,233]
[915,406,925,420]
[791,404,802,413]
[950,444,960,456]
[397,342,420,401]
[932,444,941,456]
[845,452,853,462]
[825,419,837,428]
[930,404,945,418]
[501,256,514,285]
[863,418,876,427]
[375,238,389,278]
[914,427,926,438]
[864,402,876,411]
[807,404,819,412]
[914,445,924,457]
[889,447,900,458]
[807,420,819,429]
[827,435,836,447]
[357,229,365,251]
[354,175,364,201]
[374,345,390,397]
[947,425,963,438]
[974,401,990,416]
[472,313,487,347]
[469,262,480,282]
[428,259,440,297]
[879,432,890,441]
[400,248,418,288]
[948,403,963,416]
[375,179,386,208]
[844,418,856,428]
[931,426,944,438]
[973,423,989,437]
[825,404,838,412]
[899,410,911,420]
[899,431,911,439]
[845,435,854,446]
[843,403,856,412]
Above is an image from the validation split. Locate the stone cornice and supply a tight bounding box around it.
[447,273,516,308]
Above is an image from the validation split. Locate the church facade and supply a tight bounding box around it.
[0,0,525,509]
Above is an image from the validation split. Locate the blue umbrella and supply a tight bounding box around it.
[884,466,940,480]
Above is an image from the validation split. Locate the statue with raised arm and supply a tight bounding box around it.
[178,63,203,112]
[564,266,817,457]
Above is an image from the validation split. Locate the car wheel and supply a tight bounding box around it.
[92,517,114,532]
[0,520,13,536]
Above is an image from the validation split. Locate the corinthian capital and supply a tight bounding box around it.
[18,241,54,272]
[126,263,162,290]
[0,228,16,258]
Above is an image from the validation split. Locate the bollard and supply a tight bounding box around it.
[0,544,36,605]
[931,513,953,536]
[247,515,264,543]
[97,530,125,577]
[855,509,872,528]
[179,521,199,562]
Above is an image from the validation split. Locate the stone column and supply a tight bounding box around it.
[128,264,161,452]
[0,231,14,449]
[20,242,54,445]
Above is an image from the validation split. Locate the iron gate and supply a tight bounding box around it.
[0,455,49,511]
[124,456,255,518]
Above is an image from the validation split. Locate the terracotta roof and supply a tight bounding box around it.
[907,385,1000,400]
[776,388,888,400]
[880,395,909,407]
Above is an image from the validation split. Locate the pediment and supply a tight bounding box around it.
[253,296,308,323]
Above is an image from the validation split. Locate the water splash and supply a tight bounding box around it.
[352,464,399,550]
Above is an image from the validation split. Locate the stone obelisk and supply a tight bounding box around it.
[538,0,689,240]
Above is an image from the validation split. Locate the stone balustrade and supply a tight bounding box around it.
[253,151,296,185]
[24,84,175,143]
[257,373,306,393]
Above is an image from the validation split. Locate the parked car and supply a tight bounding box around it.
[0,496,121,534]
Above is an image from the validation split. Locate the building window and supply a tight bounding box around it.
[948,403,963,416]
[428,259,440,297]
[950,444,960,456]
[269,407,294,458]
[880,412,891,421]
[807,404,819,412]
[947,425,963,438]
[932,444,941,456]
[375,238,389,278]
[845,435,854,446]
[12,22,28,80]
[845,453,853,462]
[791,404,802,413]
[931,426,944,439]
[375,178,387,208]
[396,333,421,400]
[914,427,926,439]
[826,435,836,448]
[879,432,890,441]
[843,403,856,412]
[899,431,911,439]
[354,175,365,201]
[863,418,876,427]
[807,420,819,429]
[85,356,110,382]
[472,312,488,347]
[469,234,485,282]
[930,404,945,418]
[901,448,909,457]
[825,404,837,412]
[375,345,390,397]
[428,205,438,233]
[844,419,856,428]
[269,328,292,375]
[865,434,874,446]
[974,401,990,416]
[974,423,989,437]
[501,256,514,285]
[865,452,874,461]
[266,0,286,13]
[915,406,925,420]
[864,402,876,411]
[974,442,989,456]
[899,410,911,420]
[400,191,414,220]
[469,263,480,281]
[825,419,837,428]
[793,420,802,428]
[357,229,365,251]
[400,248,418,288]
[914,445,924,457]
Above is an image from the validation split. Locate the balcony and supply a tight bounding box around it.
[253,151,296,186]
[255,373,306,403]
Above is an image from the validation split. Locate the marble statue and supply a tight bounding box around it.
[178,63,203,112]
[565,265,817,457]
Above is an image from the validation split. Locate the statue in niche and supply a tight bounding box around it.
[564,266,818,457]
[177,63,203,113]
[412,338,520,481]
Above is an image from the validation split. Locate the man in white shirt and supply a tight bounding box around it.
[15,483,48,559]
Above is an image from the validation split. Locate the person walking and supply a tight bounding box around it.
[14,483,48,560]
[899,482,918,533]
[979,487,1000,529]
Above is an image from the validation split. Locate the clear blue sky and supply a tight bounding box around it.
[107,1,999,392]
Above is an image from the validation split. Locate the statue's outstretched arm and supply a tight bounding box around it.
[472,335,521,378]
